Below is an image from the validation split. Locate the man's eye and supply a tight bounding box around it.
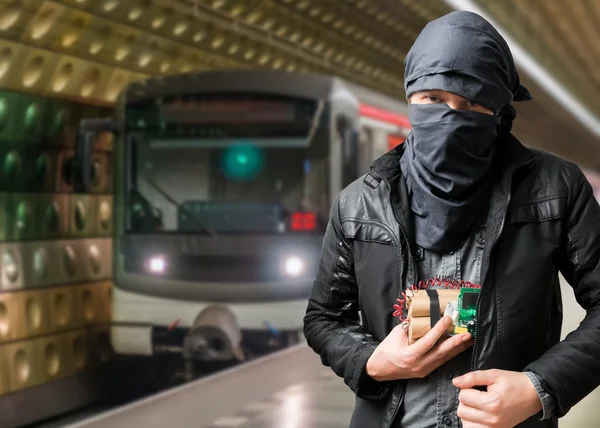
[467,100,480,107]
[426,96,440,103]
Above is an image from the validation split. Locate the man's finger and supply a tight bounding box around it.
[436,332,472,355]
[409,316,453,355]
[419,333,473,368]
[391,322,410,347]
[457,388,488,409]
[456,402,491,426]
[453,370,498,389]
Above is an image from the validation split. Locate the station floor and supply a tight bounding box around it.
[67,276,598,428]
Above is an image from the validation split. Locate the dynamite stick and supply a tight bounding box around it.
[407,289,460,318]
[406,289,460,344]
[408,316,455,344]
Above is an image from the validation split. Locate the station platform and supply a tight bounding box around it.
[66,344,354,428]
[67,279,597,428]
[64,345,598,428]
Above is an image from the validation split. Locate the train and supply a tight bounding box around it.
[73,69,411,379]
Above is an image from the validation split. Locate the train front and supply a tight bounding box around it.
[107,72,357,369]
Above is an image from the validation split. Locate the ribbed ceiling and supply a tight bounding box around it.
[0,0,599,166]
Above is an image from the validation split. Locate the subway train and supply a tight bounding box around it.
[74,70,411,378]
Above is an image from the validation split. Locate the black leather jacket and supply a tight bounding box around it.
[303,135,600,428]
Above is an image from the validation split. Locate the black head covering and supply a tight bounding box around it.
[404,10,532,113]
[400,11,532,253]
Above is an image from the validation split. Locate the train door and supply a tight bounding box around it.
[328,79,360,198]
[358,126,373,175]
[337,115,359,187]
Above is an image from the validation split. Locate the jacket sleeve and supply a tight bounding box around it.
[525,166,600,417]
[303,193,391,401]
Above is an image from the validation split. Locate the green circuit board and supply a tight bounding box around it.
[455,288,481,337]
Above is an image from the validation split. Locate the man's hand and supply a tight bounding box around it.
[366,316,473,381]
[453,369,543,428]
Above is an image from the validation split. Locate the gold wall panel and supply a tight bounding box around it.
[83,240,110,281]
[36,334,69,383]
[0,81,115,407]
[0,291,19,343]
[65,329,88,375]
[96,195,113,236]
[70,194,95,237]
[0,284,112,344]
[58,239,112,285]
[0,17,116,409]
[74,282,111,326]
[4,340,43,392]
[1,244,24,291]
[0,239,113,291]
[0,327,107,395]
[0,346,8,395]
[47,286,76,332]
[15,288,51,339]
[90,151,109,194]
[99,281,112,322]
[23,242,65,288]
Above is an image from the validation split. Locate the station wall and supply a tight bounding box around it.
[0,89,114,401]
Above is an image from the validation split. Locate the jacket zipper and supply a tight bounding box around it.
[469,156,534,371]
[381,176,416,426]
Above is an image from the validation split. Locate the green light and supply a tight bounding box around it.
[222,142,264,181]
[236,154,248,165]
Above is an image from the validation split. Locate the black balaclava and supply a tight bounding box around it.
[399,11,532,253]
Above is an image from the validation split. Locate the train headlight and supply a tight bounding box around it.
[283,256,304,277]
[148,256,167,274]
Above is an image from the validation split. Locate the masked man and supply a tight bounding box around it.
[304,11,600,428]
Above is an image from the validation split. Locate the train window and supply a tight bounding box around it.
[337,116,359,187]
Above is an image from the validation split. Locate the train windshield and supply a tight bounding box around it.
[125,95,329,235]
[129,136,329,235]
